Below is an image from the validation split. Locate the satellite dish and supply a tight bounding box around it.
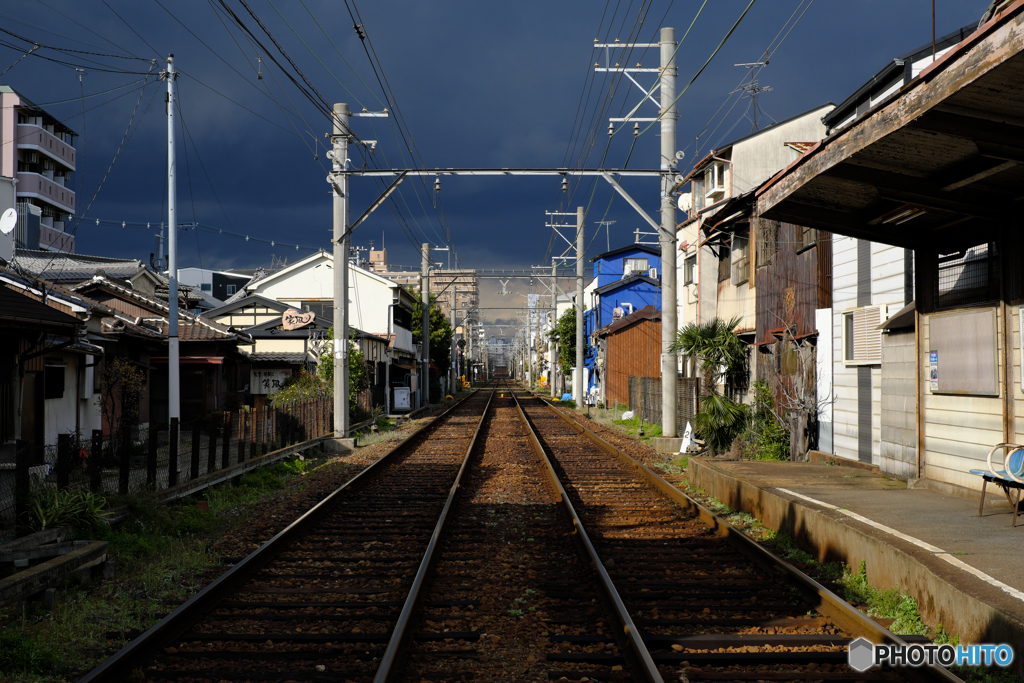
[677,193,693,213]
[0,208,16,235]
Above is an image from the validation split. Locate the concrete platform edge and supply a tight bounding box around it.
[650,437,683,454]
[689,457,1024,673]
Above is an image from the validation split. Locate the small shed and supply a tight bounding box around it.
[597,305,661,407]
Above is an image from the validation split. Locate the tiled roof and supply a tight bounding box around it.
[13,249,148,282]
[247,352,309,365]
[72,276,249,343]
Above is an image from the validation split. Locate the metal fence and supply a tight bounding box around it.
[0,399,332,539]
[628,376,700,434]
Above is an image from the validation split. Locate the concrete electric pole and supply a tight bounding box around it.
[420,243,430,407]
[164,54,180,424]
[551,259,558,398]
[660,27,678,439]
[575,205,584,407]
[332,103,350,439]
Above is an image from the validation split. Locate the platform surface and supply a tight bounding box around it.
[701,458,1024,606]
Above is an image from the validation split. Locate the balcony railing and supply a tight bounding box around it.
[17,172,75,213]
[39,224,74,253]
[17,124,76,171]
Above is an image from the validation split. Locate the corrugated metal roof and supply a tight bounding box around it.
[0,284,80,329]
[603,304,660,335]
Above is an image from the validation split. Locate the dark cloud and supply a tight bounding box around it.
[1,0,984,329]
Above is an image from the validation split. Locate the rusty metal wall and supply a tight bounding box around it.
[755,219,830,346]
[628,376,700,433]
[605,318,661,407]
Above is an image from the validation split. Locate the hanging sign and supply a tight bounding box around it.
[282,309,315,330]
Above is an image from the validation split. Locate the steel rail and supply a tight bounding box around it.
[510,387,665,683]
[533,396,963,683]
[373,387,496,682]
[78,389,483,683]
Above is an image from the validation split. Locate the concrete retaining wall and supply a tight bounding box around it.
[689,457,1024,674]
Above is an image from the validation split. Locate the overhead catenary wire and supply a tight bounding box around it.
[32,63,157,280]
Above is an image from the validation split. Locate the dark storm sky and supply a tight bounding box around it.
[0,1,986,325]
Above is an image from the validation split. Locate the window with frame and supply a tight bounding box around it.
[301,301,333,321]
[731,232,750,285]
[704,162,726,202]
[225,284,237,295]
[691,178,705,211]
[683,254,696,285]
[842,306,883,365]
[623,258,649,276]
[717,243,731,283]
[794,225,818,253]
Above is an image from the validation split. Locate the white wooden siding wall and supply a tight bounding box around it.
[1015,305,1024,446]
[831,236,859,461]
[921,307,1006,491]
[871,243,906,465]
[831,238,906,466]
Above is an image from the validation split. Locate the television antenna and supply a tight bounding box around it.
[734,61,772,132]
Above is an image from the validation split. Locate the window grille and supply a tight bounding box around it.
[935,242,998,310]
[756,220,779,268]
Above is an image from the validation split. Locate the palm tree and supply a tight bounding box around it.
[670,317,748,454]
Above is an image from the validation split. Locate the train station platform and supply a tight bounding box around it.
[685,456,1024,659]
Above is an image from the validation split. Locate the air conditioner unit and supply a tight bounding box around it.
[649,267,657,279]
[612,307,625,320]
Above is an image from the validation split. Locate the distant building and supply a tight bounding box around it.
[368,246,478,319]
[178,267,253,305]
[0,86,77,253]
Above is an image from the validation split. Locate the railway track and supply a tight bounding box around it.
[514,390,961,683]
[79,387,496,683]
[77,380,963,683]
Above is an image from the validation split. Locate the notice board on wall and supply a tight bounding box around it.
[929,307,998,396]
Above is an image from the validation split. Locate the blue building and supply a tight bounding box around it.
[588,244,662,330]
[582,244,662,399]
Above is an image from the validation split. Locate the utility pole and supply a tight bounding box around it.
[332,103,350,439]
[420,243,430,408]
[551,259,558,398]
[450,304,457,394]
[660,27,679,438]
[164,54,180,424]
[575,205,584,407]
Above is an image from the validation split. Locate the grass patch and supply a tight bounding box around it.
[0,454,320,681]
[611,413,662,441]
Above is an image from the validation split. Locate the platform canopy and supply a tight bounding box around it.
[756,1,1024,253]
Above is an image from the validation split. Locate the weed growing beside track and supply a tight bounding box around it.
[0,453,327,682]
[0,408,446,682]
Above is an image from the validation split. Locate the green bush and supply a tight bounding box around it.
[30,486,111,532]
[740,381,790,461]
[277,457,307,476]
